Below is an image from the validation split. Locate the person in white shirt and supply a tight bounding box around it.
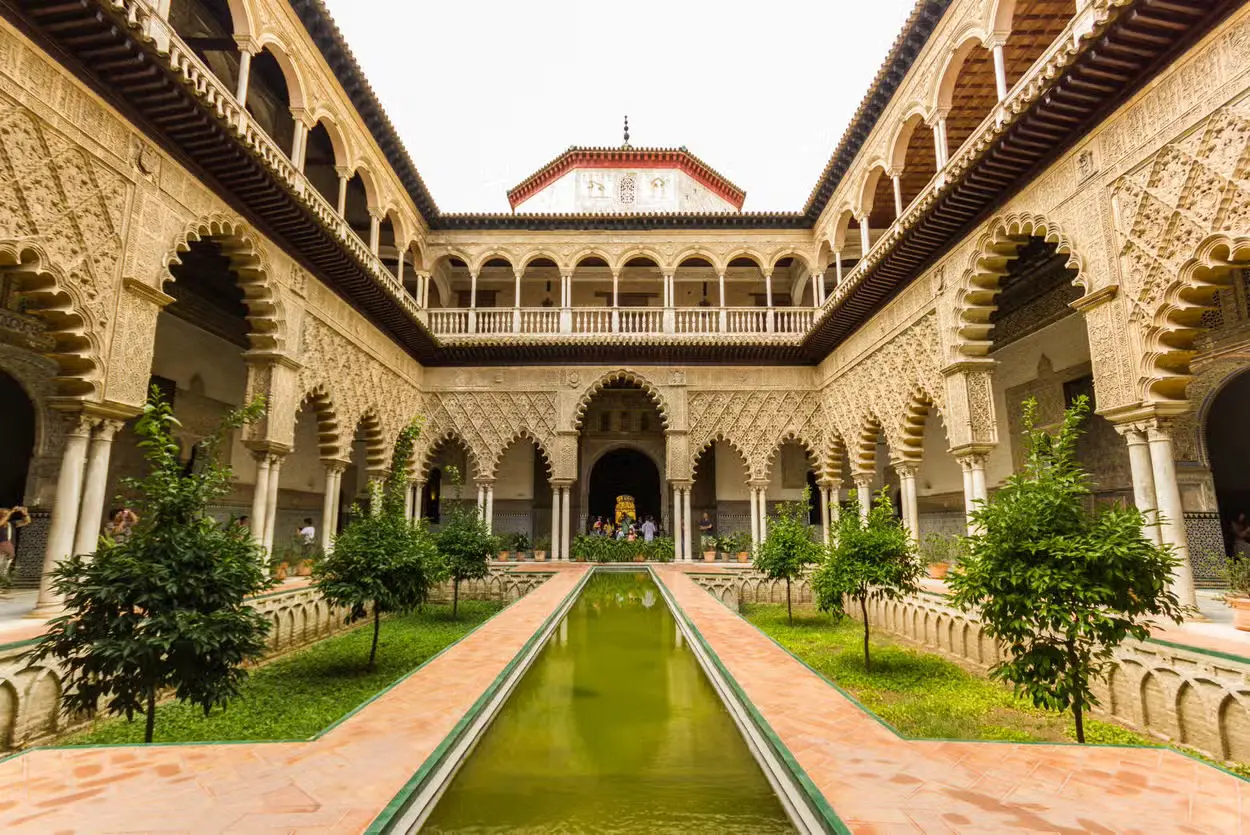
[641,516,656,542]
[298,517,316,556]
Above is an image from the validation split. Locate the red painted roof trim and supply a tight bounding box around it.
[507,147,747,211]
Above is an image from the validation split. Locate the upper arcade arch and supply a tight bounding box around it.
[251,35,307,111]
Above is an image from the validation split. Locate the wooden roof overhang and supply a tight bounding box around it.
[2,0,440,361]
[432,337,809,366]
[800,0,1243,360]
[506,147,747,211]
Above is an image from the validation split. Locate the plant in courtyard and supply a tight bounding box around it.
[753,490,822,623]
[811,491,923,672]
[946,396,1185,742]
[314,421,436,669]
[435,467,497,619]
[29,387,272,743]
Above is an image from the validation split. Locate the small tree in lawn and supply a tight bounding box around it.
[314,421,435,670]
[753,490,822,624]
[811,490,923,672]
[946,396,1186,742]
[435,466,496,619]
[29,387,271,743]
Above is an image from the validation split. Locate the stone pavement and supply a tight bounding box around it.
[0,564,588,833]
[655,565,1248,834]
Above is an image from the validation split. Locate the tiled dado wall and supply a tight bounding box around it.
[0,568,552,752]
[690,574,1250,768]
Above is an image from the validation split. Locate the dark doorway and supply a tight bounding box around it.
[588,448,660,526]
[0,369,35,508]
[423,467,442,524]
[1207,371,1250,556]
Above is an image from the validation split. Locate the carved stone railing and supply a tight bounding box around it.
[688,573,1250,768]
[0,568,549,752]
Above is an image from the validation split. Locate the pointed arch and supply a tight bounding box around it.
[898,389,942,462]
[351,409,389,475]
[491,430,554,482]
[418,427,483,483]
[572,369,671,431]
[692,432,749,479]
[952,212,1084,360]
[853,415,886,475]
[0,240,103,398]
[762,432,819,481]
[820,432,849,483]
[165,213,286,353]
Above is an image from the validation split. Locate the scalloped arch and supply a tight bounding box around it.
[488,430,555,481]
[572,369,671,431]
[298,383,343,461]
[761,432,820,482]
[952,212,1085,360]
[0,240,103,399]
[692,432,750,479]
[418,428,485,483]
[166,214,287,353]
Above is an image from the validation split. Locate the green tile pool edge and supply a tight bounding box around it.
[364,566,596,834]
[649,568,850,835]
[0,573,559,767]
[697,583,1250,785]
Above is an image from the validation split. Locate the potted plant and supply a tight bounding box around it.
[1227,559,1250,631]
[296,543,323,577]
[533,536,550,561]
[651,536,675,563]
[701,534,717,562]
[510,532,532,561]
[268,547,291,581]
[727,531,751,563]
[920,532,962,580]
[633,539,646,562]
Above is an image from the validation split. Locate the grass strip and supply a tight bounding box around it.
[743,603,1250,779]
[62,600,502,745]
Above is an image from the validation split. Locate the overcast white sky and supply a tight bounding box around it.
[322,0,918,213]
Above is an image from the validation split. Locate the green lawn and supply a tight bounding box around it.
[742,603,1250,777]
[62,600,503,745]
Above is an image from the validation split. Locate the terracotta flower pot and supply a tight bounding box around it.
[533,550,547,561]
[1232,597,1250,632]
[928,562,950,580]
[703,551,716,563]
[633,554,645,563]
[736,551,749,563]
[497,550,510,562]
[275,563,288,580]
[297,559,313,577]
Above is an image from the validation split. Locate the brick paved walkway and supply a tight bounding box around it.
[655,565,1247,834]
[0,565,588,833]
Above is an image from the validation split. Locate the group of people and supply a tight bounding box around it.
[590,515,658,542]
[0,505,140,583]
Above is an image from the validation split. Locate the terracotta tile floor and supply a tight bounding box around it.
[0,565,589,834]
[655,565,1248,834]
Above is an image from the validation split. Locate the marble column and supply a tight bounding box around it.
[891,172,904,218]
[249,451,272,546]
[1146,422,1198,608]
[991,42,1008,101]
[319,462,344,552]
[1117,424,1161,544]
[819,484,831,545]
[234,48,253,107]
[859,216,871,255]
[853,474,874,520]
[749,487,760,549]
[682,486,693,562]
[403,480,414,522]
[414,479,425,523]
[895,461,921,543]
[335,166,349,216]
[834,251,843,286]
[263,455,284,553]
[758,487,769,541]
[484,483,495,534]
[956,451,989,533]
[31,415,93,616]
[550,484,561,561]
[74,419,121,557]
[560,486,571,561]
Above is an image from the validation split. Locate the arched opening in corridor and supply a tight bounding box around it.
[587,448,661,527]
[0,369,34,510]
[1205,370,1250,557]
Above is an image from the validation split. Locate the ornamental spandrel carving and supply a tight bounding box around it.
[1113,103,1250,325]
[687,388,826,480]
[0,103,128,337]
[423,390,559,480]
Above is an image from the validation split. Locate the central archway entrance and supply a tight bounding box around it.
[588,448,661,526]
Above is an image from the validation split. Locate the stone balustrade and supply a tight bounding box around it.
[426,306,815,340]
[0,568,550,752]
[687,572,1250,768]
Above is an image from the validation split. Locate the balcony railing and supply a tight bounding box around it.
[425,307,815,339]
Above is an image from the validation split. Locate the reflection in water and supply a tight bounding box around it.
[422,571,792,833]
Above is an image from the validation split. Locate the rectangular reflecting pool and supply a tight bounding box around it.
[421,570,794,833]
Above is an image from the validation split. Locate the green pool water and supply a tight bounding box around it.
[421,570,794,833]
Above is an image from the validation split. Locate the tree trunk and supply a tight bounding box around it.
[144,686,157,744]
[860,595,871,673]
[1073,700,1085,743]
[1067,640,1085,743]
[368,604,381,670]
[453,578,460,620]
[785,577,792,624]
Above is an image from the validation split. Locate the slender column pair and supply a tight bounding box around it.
[550,483,572,560]
[893,461,921,544]
[852,472,875,521]
[748,483,769,548]
[955,451,989,532]
[249,450,286,552]
[818,480,841,545]
[319,461,348,552]
[32,414,124,617]
[1116,420,1196,607]
[669,483,694,560]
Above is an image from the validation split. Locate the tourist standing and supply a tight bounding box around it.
[641,516,656,542]
[298,517,316,557]
[107,507,139,541]
[0,505,30,580]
